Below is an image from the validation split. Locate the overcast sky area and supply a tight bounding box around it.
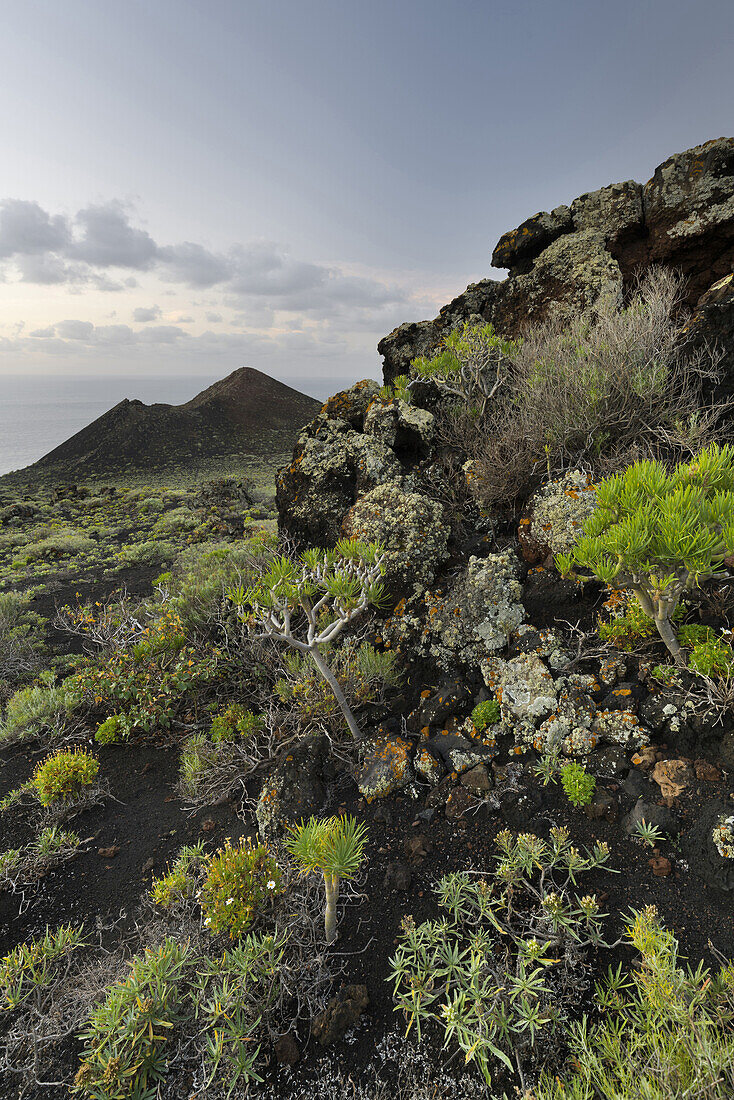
[1,0,733,397]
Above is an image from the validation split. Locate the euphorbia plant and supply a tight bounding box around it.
[284,815,367,944]
[557,444,734,664]
[228,539,384,741]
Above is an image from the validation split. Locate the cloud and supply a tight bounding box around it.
[205,311,223,323]
[0,200,70,258]
[55,319,95,340]
[133,305,162,322]
[29,325,56,338]
[70,201,158,269]
[157,241,232,287]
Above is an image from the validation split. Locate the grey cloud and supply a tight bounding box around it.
[133,305,162,322]
[29,325,56,337]
[71,202,158,269]
[157,241,232,287]
[55,319,94,339]
[15,253,81,285]
[0,200,70,258]
[205,311,223,323]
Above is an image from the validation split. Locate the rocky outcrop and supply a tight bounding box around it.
[276,379,437,550]
[380,137,734,384]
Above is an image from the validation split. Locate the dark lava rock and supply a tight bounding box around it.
[445,786,478,821]
[256,735,327,840]
[681,799,734,892]
[623,797,680,837]
[274,1034,300,1065]
[311,984,370,1046]
[585,786,619,823]
[460,763,493,793]
[384,861,412,891]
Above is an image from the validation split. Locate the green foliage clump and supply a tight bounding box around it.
[0,924,86,1011]
[23,529,96,562]
[0,590,46,695]
[471,698,501,731]
[115,539,177,568]
[558,445,734,663]
[389,827,612,1088]
[560,761,596,807]
[73,938,190,1099]
[150,842,207,909]
[199,839,282,939]
[378,374,412,404]
[0,826,81,888]
[412,321,519,415]
[0,674,79,742]
[530,906,734,1100]
[285,815,367,944]
[209,703,263,743]
[30,748,99,806]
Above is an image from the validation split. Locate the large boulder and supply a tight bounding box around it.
[379,137,734,385]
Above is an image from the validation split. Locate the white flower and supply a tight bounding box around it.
[204,917,211,926]
[226,898,234,905]
[267,880,276,890]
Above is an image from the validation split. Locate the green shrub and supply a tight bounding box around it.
[0,676,78,742]
[199,839,282,939]
[530,906,734,1100]
[115,539,176,567]
[560,761,596,807]
[209,703,263,743]
[389,827,612,1089]
[0,591,46,690]
[23,529,96,561]
[0,826,81,888]
[0,924,86,1011]
[558,445,734,664]
[31,748,99,806]
[470,698,501,731]
[412,321,518,414]
[94,713,131,745]
[73,939,190,1099]
[150,842,207,909]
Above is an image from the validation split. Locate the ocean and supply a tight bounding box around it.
[0,372,331,477]
[0,375,228,476]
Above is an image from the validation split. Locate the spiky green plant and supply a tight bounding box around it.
[284,815,367,944]
[557,445,734,664]
[228,540,384,741]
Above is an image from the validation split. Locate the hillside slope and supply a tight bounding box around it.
[11,368,320,482]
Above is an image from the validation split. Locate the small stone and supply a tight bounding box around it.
[694,759,722,782]
[460,764,492,793]
[651,759,693,801]
[141,857,155,873]
[98,846,120,859]
[311,984,369,1046]
[274,1034,300,1065]
[384,862,412,891]
[404,834,432,863]
[630,745,657,772]
[649,855,672,877]
[200,818,216,832]
[584,787,619,823]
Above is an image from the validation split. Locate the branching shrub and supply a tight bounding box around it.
[31,748,99,806]
[199,839,282,939]
[558,444,734,663]
[285,815,367,944]
[436,270,727,506]
[389,828,612,1089]
[529,906,734,1100]
[411,321,518,414]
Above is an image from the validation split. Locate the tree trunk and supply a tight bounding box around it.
[654,614,685,665]
[324,872,340,945]
[308,646,362,741]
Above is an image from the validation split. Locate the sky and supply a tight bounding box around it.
[1,0,733,397]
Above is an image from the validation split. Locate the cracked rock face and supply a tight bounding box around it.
[379,137,734,385]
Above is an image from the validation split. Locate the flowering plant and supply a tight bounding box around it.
[199,839,282,939]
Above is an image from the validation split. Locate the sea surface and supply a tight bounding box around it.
[0,375,227,476]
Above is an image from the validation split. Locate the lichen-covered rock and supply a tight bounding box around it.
[491,206,573,270]
[256,736,327,839]
[343,480,449,595]
[518,470,598,564]
[320,378,382,428]
[277,417,402,547]
[482,652,557,724]
[423,552,525,669]
[357,731,413,801]
[570,180,643,245]
[311,985,370,1045]
[364,397,435,457]
[414,747,444,785]
[379,138,734,387]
